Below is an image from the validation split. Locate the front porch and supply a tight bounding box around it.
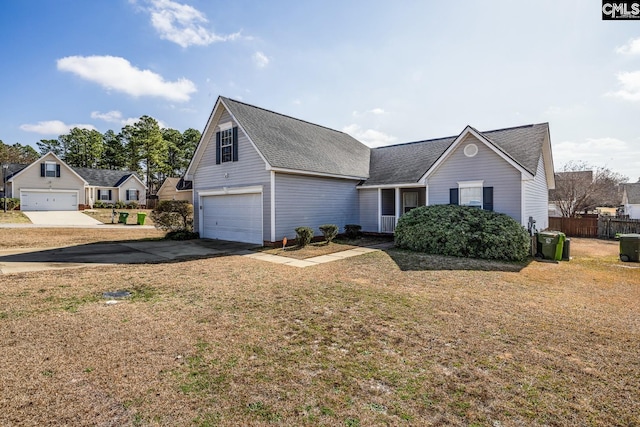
[377,186,426,233]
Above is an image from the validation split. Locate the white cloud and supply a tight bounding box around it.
[616,37,640,55]
[145,0,240,47]
[342,123,397,148]
[253,51,269,68]
[90,110,123,123]
[20,120,96,135]
[352,108,387,118]
[57,55,196,102]
[606,71,640,101]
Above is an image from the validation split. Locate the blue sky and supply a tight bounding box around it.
[1,0,639,180]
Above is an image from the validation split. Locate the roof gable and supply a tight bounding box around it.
[363,123,551,186]
[188,96,370,179]
[8,152,88,184]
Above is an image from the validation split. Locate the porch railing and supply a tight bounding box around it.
[381,215,397,233]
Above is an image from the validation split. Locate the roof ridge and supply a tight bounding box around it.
[221,96,350,136]
[373,122,547,150]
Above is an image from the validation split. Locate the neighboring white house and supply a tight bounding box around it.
[185,96,556,245]
[5,152,146,210]
[622,183,640,219]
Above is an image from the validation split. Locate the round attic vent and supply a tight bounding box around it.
[464,143,478,157]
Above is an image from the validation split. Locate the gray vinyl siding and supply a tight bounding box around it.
[523,154,549,230]
[274,173,359,241]
[192,109,271,240]
[358,188,378,232]
[427,134,522,223]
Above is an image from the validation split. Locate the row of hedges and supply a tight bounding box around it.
[395,205,530,261]
[94,200,139,209]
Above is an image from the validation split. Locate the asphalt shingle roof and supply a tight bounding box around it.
[221,97,371,178]
[71,167,140,187]
[363,123,549,186]
[624,182,640,204]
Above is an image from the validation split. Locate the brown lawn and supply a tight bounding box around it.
[0,211,31,224]
[0,232,638,426]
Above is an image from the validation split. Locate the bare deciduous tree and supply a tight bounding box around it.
[551,161,627,217]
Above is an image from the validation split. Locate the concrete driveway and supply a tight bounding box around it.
[0,239,257,274]
[22,211,103,226]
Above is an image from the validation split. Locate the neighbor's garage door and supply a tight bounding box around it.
[201,193,262,244]
[20,191,78,211]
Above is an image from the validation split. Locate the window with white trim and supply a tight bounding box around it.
[127,189,138,200]
[458,181,483,208]
[45,162,57,177]
[220,128,233,163]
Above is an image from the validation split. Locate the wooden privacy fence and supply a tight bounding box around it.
[548,216,598,238]
[548,216,640,238]
[598,217,640,238]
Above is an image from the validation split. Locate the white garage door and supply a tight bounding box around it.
[20,191,78,211]
[201,193,262,244]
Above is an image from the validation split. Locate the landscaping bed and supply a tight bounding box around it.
[83,208,156,226]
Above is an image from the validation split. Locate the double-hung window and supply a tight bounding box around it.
[220,128,233,163]
[459,181,483,208]
[127,189,138,201]
[45,162,57,177]
[450,180,494,211]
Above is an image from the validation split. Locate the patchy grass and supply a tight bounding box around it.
[0,237,638,426]
[0,211,31,224]
[0,227,165,249]
[83,208,156,226]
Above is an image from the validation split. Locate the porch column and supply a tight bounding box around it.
[395,187,401,224]
[377,188,382,233]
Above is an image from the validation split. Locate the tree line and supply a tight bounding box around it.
[1,116,200,194]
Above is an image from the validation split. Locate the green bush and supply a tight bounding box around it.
[344,224,362,239]
[126,201,139,209]
[0,198,20,211]
[93,200,106,209]
[319,224,338,243]
[295,226,314,247]
[165,230,199,240]
[114,200,127,209]
[151,200,194,232]
[394,205,530,261]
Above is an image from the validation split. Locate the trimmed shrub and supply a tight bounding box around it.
[93,200,106,209]
[126,201,139,209]
[295,226,314,247]
[319,224,338,243]
[394,205,530,261]
[344,224,362,239]
[114,200,127,209]
[0,198,20,211]
[151,200,194,232]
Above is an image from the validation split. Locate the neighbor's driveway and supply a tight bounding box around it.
[0,239,256,274]
[22,211,103,226]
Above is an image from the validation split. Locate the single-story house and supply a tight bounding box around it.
[185,96,555,245]
[4,152,146,211]
[157,177,193,203]
[622,183,640,219]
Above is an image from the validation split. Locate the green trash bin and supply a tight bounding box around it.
[137,212,147,225]
[619,233,640,262]
[537,231,566,261]
[118,212,129,224]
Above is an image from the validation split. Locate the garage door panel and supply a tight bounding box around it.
[202,193,262,244]
[21,191,78,211]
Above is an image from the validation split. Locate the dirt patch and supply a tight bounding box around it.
[0,237,638,426]
[0,211,30,224]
